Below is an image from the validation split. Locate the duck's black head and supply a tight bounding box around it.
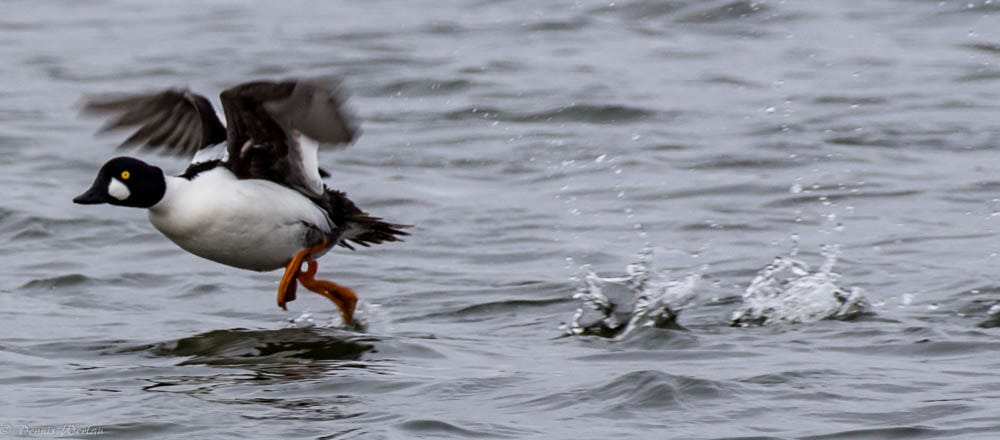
[74,157,166,208]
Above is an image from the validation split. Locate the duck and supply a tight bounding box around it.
[73,79,409,325]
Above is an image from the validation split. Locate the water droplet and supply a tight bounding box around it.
[901,293,915,306]
[789,183,803,194]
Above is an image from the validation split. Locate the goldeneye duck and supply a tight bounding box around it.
[73,79,409,325]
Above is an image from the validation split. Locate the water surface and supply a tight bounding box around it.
[2,0,1000,438]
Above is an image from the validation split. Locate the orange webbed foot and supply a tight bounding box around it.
[298,259,359,325]
[276,239,329,310]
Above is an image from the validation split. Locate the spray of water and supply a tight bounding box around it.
[731,244,870,326]
[282,303,374,331]
[977,304,1000,328]
[565,247,701,338]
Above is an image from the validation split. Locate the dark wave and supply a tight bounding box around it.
[421,22,465,36]
[954,70,1000,83]
[395,419,518,438]
[679,222,771,232]
[588,1,686,20]
[588,0,793,39]
[675,1,774,24]
[738,368,843,386]
[962,42,1000,54]
[524,16,592,32]
[21,272,174,290]
[46,66,180,83]
[443,104,664,124]
[651,183,780,200]
[21,273,96,290]
[680,154,805,170]
[373,78,475,97]
[399,296,571,323]
[518,370,732,413]
[765,190,922,208]
[147,327,377,366]
[977,315,1000,328]
[800,426,947,440]
[811,95,889,105]
[1,213,119,242]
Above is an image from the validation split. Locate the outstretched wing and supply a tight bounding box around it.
[82,89,227,158]
[219,79,358,199]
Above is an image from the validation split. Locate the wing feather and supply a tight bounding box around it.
[83,89,227,158]
[219,79,359,198]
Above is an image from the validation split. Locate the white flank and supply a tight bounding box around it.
[147,167,333,271]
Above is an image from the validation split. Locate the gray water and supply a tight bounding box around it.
[3,0,1000,438]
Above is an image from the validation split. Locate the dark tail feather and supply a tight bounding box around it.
[339,213,411,250]
[323,188,411,250]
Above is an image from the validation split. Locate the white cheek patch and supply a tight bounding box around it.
[107,178,131,201]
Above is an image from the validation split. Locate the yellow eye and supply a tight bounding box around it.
[120,171,130,180]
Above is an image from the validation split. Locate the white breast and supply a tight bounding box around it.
[147,168,332,271]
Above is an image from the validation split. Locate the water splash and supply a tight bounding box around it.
[977,304,1000,328]
[731,245,870,326]
[565,248,701,338]
[282,303,374,332]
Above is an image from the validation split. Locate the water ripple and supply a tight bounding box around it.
[519,369,732,413]
[4,0,1000,437]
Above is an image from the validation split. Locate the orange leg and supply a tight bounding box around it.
[276,240,329,311]
[298,259,358,325]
